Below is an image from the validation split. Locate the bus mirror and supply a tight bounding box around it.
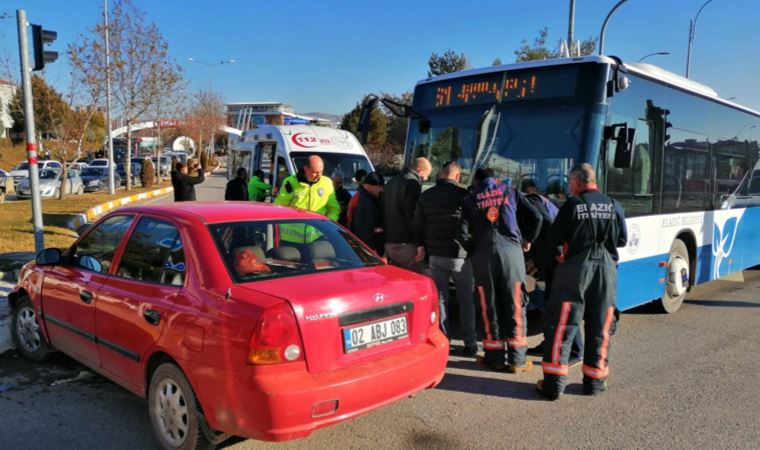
[418,119,431,134]
[358,96,379,144]
[613,126,636,169]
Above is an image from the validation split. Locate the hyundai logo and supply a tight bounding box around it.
[374,293,386,303]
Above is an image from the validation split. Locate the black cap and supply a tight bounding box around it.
[362,172,385,186]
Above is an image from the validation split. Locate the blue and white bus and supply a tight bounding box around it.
[404,55,760,313]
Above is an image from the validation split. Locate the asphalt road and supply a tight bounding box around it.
[3,177,760,449]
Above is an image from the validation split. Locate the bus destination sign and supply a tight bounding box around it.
[419,66,579,110]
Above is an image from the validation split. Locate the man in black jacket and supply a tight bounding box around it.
[350,172,385,254]
[171,162,205,202]
[414,161,477,356]
[225,167,249,201]
[383,157,432,273]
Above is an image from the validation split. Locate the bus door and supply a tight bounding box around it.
[255,142,276,201]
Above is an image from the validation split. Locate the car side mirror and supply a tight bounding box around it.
[36,248,62,266]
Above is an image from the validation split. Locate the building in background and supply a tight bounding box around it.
[226,101,338,131]
[0,79,18,139]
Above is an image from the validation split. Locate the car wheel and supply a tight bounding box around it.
[148,363,219,450]
[658,239,690,314]
[11,296,52,361]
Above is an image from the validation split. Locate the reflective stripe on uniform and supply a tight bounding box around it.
[510,281,527,348]
[583,306,615,379]
[542,361,569,376]
[477,286,493,342]
[551,302,572,366]
[582,364,609,379]
[483,339,505,350]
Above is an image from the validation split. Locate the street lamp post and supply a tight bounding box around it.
[685,0,715,79]
[638,51,670,63]
[187,57,234,158]
[187,57,235,94]
[598,0,629,55]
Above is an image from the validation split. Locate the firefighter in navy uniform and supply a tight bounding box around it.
[460,168,542,373]
[537,163,627,400]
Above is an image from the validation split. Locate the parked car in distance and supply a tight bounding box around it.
[151,155,171,176]
[9,203,448,449]
[17,169,84,199]
[88,158,110,168]
[68,161,89,172]
[9,160,63,189]
[116,162,142,187]
[0,168,14,202]
[80,167,121,192]
[163,150,188,165]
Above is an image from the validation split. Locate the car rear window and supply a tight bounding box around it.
[209,219,383,283]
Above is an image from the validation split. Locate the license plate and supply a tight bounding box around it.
[342,316,408,353]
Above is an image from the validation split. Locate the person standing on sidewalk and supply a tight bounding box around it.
[383,157,432,273]
[536,164,627,400]
[171,162,205,202]
[460,168,542,373]
[414,161,477,356]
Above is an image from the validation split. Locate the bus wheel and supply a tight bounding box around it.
[658,239,690,313]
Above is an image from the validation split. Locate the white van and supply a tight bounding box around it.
[228,125,374,197]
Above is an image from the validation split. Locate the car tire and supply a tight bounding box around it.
[148,363,221,450]
[11,296,52,362]
[658,239,690,314]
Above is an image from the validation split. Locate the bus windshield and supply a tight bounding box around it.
[407,102,582,198]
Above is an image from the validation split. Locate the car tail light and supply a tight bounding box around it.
[247,302,304,365]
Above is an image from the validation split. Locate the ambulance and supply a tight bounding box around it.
[228,125,374,198]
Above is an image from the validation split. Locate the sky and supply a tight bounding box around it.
[1,0,759,116]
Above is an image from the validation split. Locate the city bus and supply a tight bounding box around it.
[402,55,760,313]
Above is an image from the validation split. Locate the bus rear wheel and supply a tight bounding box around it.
[658,239,690,313]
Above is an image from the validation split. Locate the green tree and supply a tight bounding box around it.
[340,97,387,147]
[514,27,596,62]
[427,50,469,77]
[381,91,412,156]
[9,75,70,139]
[492,58,503,66]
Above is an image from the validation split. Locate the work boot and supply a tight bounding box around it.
[535,380,561,401]
[583,377,607,396]
[505,359,534,374]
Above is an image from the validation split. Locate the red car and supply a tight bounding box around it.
[9,202,448,449]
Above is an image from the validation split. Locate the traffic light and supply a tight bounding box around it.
[31,24,57,71]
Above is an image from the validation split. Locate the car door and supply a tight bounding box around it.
[41,214,135,367]
[95,215,187,387]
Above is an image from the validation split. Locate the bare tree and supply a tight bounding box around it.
[182,90,225,168]
[103,0,183,190]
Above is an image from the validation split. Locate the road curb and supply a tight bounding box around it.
[66,186,174,230]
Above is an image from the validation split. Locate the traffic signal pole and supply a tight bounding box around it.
[16,9,44,253]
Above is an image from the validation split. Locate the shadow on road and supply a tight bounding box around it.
[686,299,760,308]
[436,368,543,401]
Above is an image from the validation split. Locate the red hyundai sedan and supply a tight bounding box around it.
[9,202,448,449]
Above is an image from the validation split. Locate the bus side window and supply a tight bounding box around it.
[713,141,749,207]
[661,130,711,212]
